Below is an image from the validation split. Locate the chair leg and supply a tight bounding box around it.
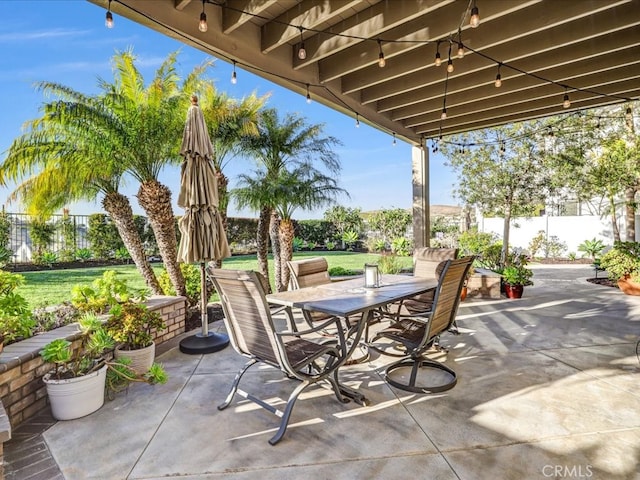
[269,380,310,445]
[385,357,457,394]
[218,359,257,410]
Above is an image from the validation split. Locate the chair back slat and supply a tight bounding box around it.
[287,257,330,289]
[210,270,280,365]
[427,256,473,337]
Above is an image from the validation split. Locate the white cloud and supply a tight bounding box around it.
[0,28,90,42]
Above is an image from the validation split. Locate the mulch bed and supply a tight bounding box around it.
[185,304,225,332]
[586,277,618,288]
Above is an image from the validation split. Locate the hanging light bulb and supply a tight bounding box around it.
[494,64,502,88]
[447,58,454,73]
[434,41,441,67]
[377,40,386,68]
[231,61,237,84]
[199,0,208,32]
[441,108,447,120]
[105,0,114,28]
[305,83,311,104]
[470,1,480,28]
[626,107,633,122]
[297,27,307,60]
[355,113,360,128]
[446,44,454,72]
[596,116,601,129]
[562,90,571,109]
[457,41,464,58]
[392,133,397,146]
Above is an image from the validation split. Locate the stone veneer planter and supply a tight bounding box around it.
[0,296,187,437]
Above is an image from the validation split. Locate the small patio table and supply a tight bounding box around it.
[266,274,438,404]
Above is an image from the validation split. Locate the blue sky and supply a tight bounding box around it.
[0,0,458,219]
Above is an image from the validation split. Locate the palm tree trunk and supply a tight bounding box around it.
[256,206,271,292]
[213,169,229,269]
[102,192,163,295]
[270,212,283,292]
[279,218,295,290]
[137,179,186,297]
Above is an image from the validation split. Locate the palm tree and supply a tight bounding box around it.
[100,50,212,297]
[236,109,343,291]
[272,167,346,289]
[0,82,163,294]
[200,85,265,224]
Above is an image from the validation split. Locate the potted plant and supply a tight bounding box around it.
[460,265,475,301]
[599,242,640,295]
[501,264,533,299]
[105,300,166,373]
[40,313,167,420]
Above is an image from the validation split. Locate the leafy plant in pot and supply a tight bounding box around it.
[40,313,168,420]
[105,300,167,373]
[599,242,640,295]
[501,264,533,299]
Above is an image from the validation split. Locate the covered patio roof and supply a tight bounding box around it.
[92,0,640,144]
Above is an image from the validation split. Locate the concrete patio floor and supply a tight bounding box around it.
[7,265,640,479]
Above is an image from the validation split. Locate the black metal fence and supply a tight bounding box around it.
[7,212,92,263]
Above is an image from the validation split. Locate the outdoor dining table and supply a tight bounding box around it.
[266,274,438,405]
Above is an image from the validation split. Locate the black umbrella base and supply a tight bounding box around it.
[179,332,230,355]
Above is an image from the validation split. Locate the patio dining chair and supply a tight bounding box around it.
[209,268,350,445]
[380,247,459,333]
[286,257,335,328]
[370,256,473,394]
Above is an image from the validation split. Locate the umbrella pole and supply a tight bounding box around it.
[178,262,230,355]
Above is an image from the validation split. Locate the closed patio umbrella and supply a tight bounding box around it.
[177,95,231,354]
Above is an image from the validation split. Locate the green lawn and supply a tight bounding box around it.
[15,252,413,309]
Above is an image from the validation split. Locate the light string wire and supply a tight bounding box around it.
[109,0,636,148]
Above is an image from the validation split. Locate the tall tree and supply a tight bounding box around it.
[235,166,346,291]
[442,123,553,264]
[0,82,163,294]
[237,108,342,291]
[100,50,211,297]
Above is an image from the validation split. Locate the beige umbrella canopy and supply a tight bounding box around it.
[177,95,230,354]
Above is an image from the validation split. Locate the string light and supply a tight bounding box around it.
[626,107,633,122]
[563,88,571,108]
[470,1,480,28]
[494,64,502,88]
[231,61,237,84]
[105,0,114,28]
[199,0,208,33]
[297,27,307,60]
[392,132,397,146]
[441,108,447,120]
[355,113,360,128]
[377,40,386,68]
[110,0,635,144]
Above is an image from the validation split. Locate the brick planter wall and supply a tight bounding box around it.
[0,296,186,432]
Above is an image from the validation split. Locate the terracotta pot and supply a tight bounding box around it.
[617,276,640,296]
[504,284,524,299]
[460,286,468,301]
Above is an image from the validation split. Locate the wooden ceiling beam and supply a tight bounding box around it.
[222,0,280,34]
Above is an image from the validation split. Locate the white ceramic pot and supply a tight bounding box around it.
[43,365,107,420]
[115,342,155,373]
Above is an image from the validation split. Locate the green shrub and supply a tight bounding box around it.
[325,241,336,251]
[391,237,412,257]
[0,271,34,344]
[328,266,358,276]
[75,248,93,261]
[599,242,640,282]
[158,263,209,309]
[378,254,403,274]
[501,264,533,286]
[114,247,131,262]
[341,231,359,250]
[40,251,58,267]
[292,237,305,252]
[71,270,146,314]
[578,238,606,259]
